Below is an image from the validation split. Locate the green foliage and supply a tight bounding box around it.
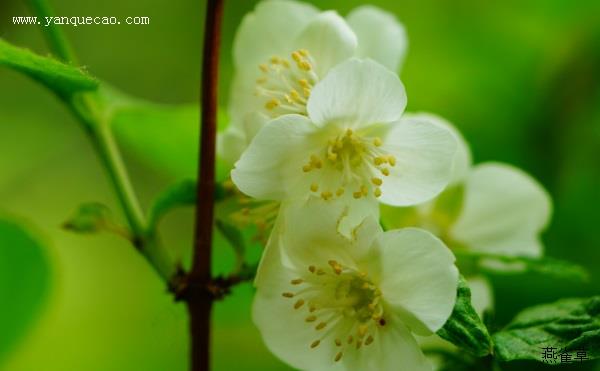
[437,276,493,357]
[455,251,589,282]
[0,38,97,98]
[215,219,246,270]
[493,297,600,363]
[63,202,115,234]
[148,179,197,231]
[0,218,51,365]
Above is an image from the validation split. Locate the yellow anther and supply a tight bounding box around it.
[303,164,312,172]
[259,64,269,72]
[309,304,317,312]
[328,152,337,161]
[361,185,369,196]
[374,188,382,198]
[321,191,333,201]
[299,61,312,71]
[299,78,309,88]
[291,51,302,62]
[305,315,317,322]
[308,265,316,273]
[284,94,293,104]
[373,137,383,146]
[374,157,384,166]
[335,339,342,347]
[356,340,363,349]
[316,268,325,275]
[365,335,374,346]
[294,299,305,309]
[310,340,320,348]
[381,168,390,176]
[372,177,383,186]
[336,188,345,196]
[291,278,304,285]
[388,155,396,166]
[316,322,327,330]
[335,352,343,362]
[310,183,319,192]
[303,87,311,97]
[270,56,280,64]
[299,49,309,57]
[290,89,300,101]
[358,325,368,337]
[282,292,294,298]
[347,335,354,344]
[314,159,322,169]
[265,98,280,110]
[281,59,290,68]
[353,191,363,199]
[362,282,370,289]
[256,77,267,84]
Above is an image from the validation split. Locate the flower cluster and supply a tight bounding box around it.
[219,1,552,370]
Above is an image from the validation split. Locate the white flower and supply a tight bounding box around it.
[219,0,408,164]
[231,59,457,236]
[382,113,553,258]
[253,202,459,371]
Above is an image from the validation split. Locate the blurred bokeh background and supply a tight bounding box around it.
[0,0,599,370]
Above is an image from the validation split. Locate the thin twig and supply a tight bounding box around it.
[187,0,224,370]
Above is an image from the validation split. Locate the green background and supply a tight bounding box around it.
[1,0,599,370]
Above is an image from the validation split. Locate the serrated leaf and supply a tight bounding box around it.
[148,179,197,231]
[454,251,589,282]
[0,38,98,97]
[436,276,493,357]
[0,218,51,364]
[63,202,118,235]
[493,297,600,363]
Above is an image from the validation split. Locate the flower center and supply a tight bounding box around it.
[281,260,386,363]
[302,129,396,201]
[255,49,319,118]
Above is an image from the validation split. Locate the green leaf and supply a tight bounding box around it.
[148,179,197,231]
[454,251,589,282]
[105,88,231,180]
[436,276,493,357]
[63,202,115,234]
[0,218,51,364]
[0,38,98,97]
[493,297,600,363]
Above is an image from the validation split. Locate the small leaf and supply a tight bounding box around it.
[0,218,51,364]
[493,297,600,363]
[148,179,197,230]
[63,202,124,236]
[0,38,98,97]
[454,251,589,282]
[436,276,493,357]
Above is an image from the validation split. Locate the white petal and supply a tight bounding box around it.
[379,117,457,206]
[451,163,552,257]
[252,262,339,370]
[280,198,379,268]
[217,127,247,166]
[346,6,408,72]
[467,275,494,318]
[340,319,432,371]
[294,11,358,78]
[378,228,458,335]
[233,0,318,70]
[403,112,472,185]
[307,59,407,128]
[231,114,318,200]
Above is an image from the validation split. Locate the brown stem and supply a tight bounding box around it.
[186,0,223,370]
